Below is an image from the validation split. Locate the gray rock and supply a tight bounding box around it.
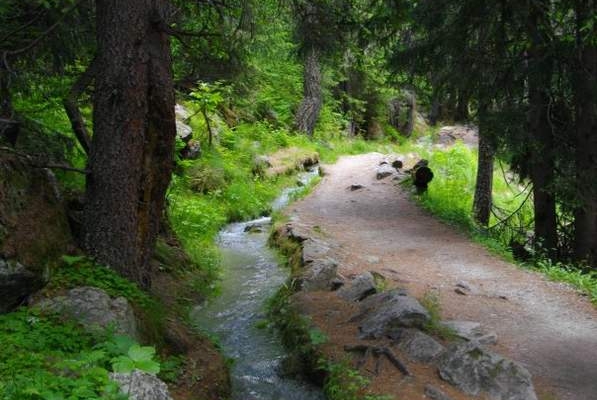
[243,217,272,233]
[301,239,330,264]
[376,164,395,180]
[110,370,173,400]
[397,329,445,363]
[355,290,430,339]
[438,342,537,400]
[424,384,453,400]
[300,258,339,292]
[337,272,377,302]
[441,320,497,344]
[0,259,43,313]
[286,223,311,242]
[39,286,138,339]
[175,104,193,143]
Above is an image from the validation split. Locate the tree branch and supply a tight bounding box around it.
[63,57,98,155]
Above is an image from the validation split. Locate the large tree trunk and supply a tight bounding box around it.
[473,105,494,226]
[83,0,176,288]
[295,46,322,137]
[573,0,597,266]
[527,0,558,257]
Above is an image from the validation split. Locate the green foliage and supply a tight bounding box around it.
[50,256,156,311]
[0,308,162,400]
[534,259,597,305]
[412,141,597,304]
[111,344,160,375]
[322,361,393,400]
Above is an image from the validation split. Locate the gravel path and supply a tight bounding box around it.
[288,153,597,400]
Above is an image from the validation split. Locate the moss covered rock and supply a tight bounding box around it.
[0,153,73,311]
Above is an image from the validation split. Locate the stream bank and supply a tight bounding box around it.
[190,167,325,400]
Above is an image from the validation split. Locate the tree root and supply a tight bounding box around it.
[344,344,411,377]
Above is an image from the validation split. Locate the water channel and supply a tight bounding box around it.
[191,168,325,400]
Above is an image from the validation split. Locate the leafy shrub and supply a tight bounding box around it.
[0,309,162,400]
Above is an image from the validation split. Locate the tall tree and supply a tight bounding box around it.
[526,0,558,256]
[573,0,597,265]
[291,0,354,136]
[82,0,176,288]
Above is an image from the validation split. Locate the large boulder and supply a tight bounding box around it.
[0,258,43,313]
[354,290,430,339]
[38,286,139,339]
[438,342,537,400]
[0,153,73,312]
[110,370,173,400]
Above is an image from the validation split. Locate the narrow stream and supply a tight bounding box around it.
[191,168,325,400]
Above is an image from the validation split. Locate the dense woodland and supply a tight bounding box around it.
[0,0,596,399]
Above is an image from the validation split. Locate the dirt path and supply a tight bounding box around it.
[288,153,597,400]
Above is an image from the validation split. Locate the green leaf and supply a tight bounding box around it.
[111,356,135,373]
[127,345,155,362]
[134,359,161,375]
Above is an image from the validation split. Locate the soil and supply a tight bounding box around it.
[285,153,597,400]
[150,238,231,400]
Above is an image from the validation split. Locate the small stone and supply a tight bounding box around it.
[475,332,498,345]
[397,329,445,363]
[424,384,454,400]
[376,164,395,180]
[349,184,365,191]
[337,272,377,302]
[454,288,468,296]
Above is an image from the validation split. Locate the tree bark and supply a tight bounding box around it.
[0,65,19,145]
[294,46,322,137]
[573,0,597,266]
[473,105,494,226]
[527,0,558,256]
[83,0,176,288]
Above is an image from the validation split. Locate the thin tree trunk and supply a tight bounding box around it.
[473,104,494,226]
[83,0,176,288]
[455,89,470,122]
[63,57,97,154]
[527,0,558,257]
[0,65,19,145]
[573,0,597,266]
[294,46,322,137]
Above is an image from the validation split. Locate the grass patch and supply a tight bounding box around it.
[409,140,597,304]
[420,292,457,340]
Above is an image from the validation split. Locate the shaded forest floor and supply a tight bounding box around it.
[285,153,597,400]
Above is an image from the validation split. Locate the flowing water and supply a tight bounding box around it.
[191,168,325,400]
